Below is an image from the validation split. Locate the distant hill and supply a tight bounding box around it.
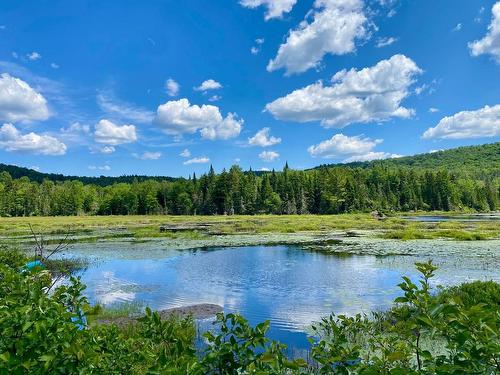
[314,142,500,178]
[0,163,178,186]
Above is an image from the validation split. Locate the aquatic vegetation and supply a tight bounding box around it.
[0,214,497,248]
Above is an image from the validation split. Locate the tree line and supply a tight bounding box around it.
[0,162,498,217]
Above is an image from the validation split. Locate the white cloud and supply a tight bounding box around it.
[208,95,221,102]
[194,79,222,91]
[30,165,40,171]
[134,151,162,160]
[88,165,111,171]
[165,78,180,97]
[375,36,397,48]
[50,63,59,69]
[183,156,210,165]
[429,107,439,113]
[469,2,500,63]
[240,0,297,20]
[155,98,243,140]
[200,113,243,140]
[266,54,422,128]
[27,52,42,61]
[97,146,115,154]
[94,119,137,145]
[308,133,381,158]
[343,151,401,162]
[259,150,280,162]
[180,148,191,157]
[422,104,500,139]
[259,167,271,171]
[307,133,400,162]
[248,127,282,147]
[453,23,463,32]
[0,123,66,155]
[387,9,396,18]
[60,122,91,143]
[11,52,18,59]
[0,73,50,122]
[267,0,369,75]
[97,92,154,124]
[251,38,265,55]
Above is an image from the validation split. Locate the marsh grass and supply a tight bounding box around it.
[91,301,145,322]
[0,213,497,244]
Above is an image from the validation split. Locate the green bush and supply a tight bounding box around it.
[434,280,500,307]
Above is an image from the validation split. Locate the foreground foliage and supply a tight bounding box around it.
[0,249,498,374]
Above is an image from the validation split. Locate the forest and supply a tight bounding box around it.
[0,143,498,217]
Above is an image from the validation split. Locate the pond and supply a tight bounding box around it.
[402,213,500,222]
[61,237,500,353]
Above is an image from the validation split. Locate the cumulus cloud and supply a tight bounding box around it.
[375,36,397,48]
[267,0,369,75]
[248,127,282,147]
[183,156,210,165]
[50,63,59,69]
[0,73,50,122]
[180,148,191,157]
[307,133,400,162]
[27,52,42,61]
[88,165,111,171]
[194,79,222,91]
[0,123,66,155]
[208,95,221,102]
[259,150,280,162]
[251,38,265,55]
[94,119,137,145]
[60,122,91,143]
[308,133,381,158]
[97,92,154,123]
[134,151,162,160]
[97,146,115,154]
[343,151,401,162]
[200,113,243,140]
[165,78,180,97]
[266,54,421,128]
[422,104,500,139]
[155,98,242,140]
[469,2,500,63]
[240,0,297,20]
[429,107,439,113]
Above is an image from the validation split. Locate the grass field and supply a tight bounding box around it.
[0,213,498,242]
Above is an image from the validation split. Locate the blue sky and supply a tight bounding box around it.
[0,0,499,177]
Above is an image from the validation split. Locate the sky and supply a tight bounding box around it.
[0,0,499,177]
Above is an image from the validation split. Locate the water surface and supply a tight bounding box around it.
[63,238,500,351]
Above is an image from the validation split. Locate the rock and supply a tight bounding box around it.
[371,210,387,220]
[96,304,223,328]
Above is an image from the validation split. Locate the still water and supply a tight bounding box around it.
[65,240,499,351]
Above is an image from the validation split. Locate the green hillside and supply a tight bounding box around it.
[315,142,500,178]
[0,163,177,186]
